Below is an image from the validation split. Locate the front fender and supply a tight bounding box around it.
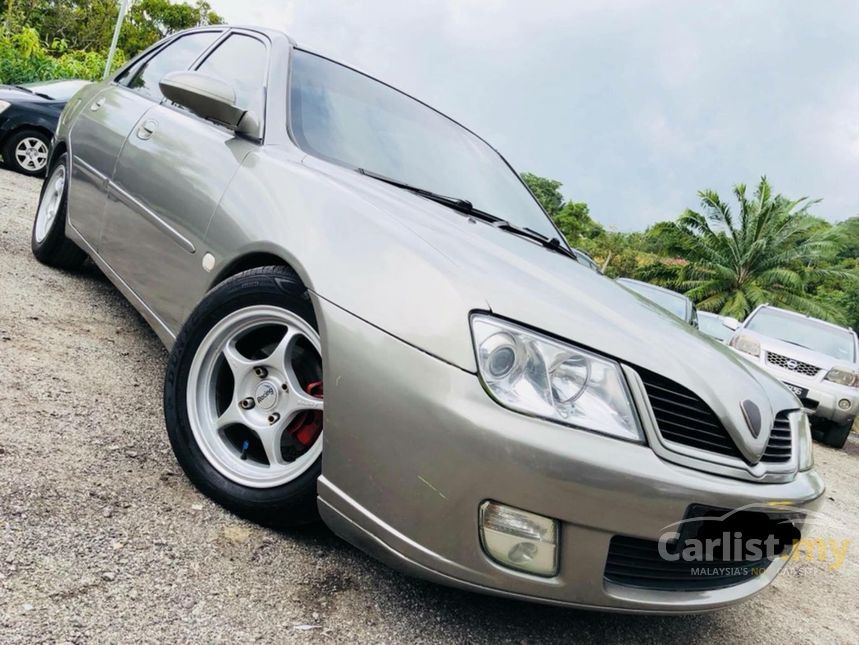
[204,149,488,372]
[0,109,57,144]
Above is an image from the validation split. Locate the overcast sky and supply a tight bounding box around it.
[209,0,858,231]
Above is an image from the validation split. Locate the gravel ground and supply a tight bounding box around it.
[0,166,858,644]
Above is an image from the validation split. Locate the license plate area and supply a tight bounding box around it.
[783,382,808,399]
[667,504,803,561]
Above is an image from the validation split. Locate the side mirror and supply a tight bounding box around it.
[159,71,260,139]
[722,316,740,331]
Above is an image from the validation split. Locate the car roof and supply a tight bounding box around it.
[697,311,722,319]
[750,304,856,334]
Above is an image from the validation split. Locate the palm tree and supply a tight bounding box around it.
[640,177,848,321]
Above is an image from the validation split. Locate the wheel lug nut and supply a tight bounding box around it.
[268,413,280,425]
[254,366,268,378]
[239,397,255,410]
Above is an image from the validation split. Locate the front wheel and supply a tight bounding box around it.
[31,153,87,270]
[164,266,324,527]
[3,128,50,176]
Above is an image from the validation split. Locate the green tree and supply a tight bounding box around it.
[640,177,850,321]
[520,171,605,244]
[1,0,223,56]
[554,200,603,242]
[520,172,564,217]
[121,0,222,56]
[641,220,686,256]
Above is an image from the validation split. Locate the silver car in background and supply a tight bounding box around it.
[616,278,699,328]
[32,26,823,613]
[698,311,734,343]
[727,305,858,448]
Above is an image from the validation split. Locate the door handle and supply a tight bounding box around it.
[136,119,158,141]
[89,97,105,112]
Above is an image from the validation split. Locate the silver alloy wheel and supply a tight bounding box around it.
[34,163,66,243]
[14,136,48,172]
[186,305,324,488]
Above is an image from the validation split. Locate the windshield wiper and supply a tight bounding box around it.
[358,168,477,215]
[12,85,52,100]
[357,168,579,262]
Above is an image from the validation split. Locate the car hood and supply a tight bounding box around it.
[299,158,798,462]
[739,329,857,372]
[0,86,45,103]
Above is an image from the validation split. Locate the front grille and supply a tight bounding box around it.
[761,413,792,463]
[637,368,794,464]
[636,369,743,459]
[766,352,820,377]
[604,535,772,591]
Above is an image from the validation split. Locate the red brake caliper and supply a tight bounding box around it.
[286,381,324,448]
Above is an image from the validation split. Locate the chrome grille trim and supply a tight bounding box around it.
[765,351,820,377]
[622,365,799,483]
[636,368,744,459]
[631,367,795,470]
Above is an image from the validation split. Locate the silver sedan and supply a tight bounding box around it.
[33,25,823,612]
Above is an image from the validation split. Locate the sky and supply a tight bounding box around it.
[209,0,858,231]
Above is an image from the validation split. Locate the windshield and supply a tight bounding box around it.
[23,79,88,101]
[746,308,856,362]
[698,313,732,341]
[288,50,557,238]
[619,280,688,320]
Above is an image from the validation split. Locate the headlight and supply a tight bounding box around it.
[730,334,761,357]
[471,315,642,442]
[825,367,858,387]
[797,413,814,471]
[0,100,10,114]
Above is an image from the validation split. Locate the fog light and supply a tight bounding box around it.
[479,501,558,576]
[838,399,852,410]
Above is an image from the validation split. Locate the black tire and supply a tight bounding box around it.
[31,153,87,270]
[821,418,853,450]
[3,128,50,176]
[164,266,321,528]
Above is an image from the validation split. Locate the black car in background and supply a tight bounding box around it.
[0,79,89,176]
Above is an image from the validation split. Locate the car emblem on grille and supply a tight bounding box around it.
[786,359,798,370]
[740,400,762,438]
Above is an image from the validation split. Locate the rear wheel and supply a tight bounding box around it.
[31,153,87,270]
[820,418,853,450]
[164,267,324,527]
[4,128,50,176]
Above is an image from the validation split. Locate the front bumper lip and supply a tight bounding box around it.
[316,298,827,613]
[320,470,824,614]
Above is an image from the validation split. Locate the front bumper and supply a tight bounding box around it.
[315,298,826,613]
[731,350,858,425]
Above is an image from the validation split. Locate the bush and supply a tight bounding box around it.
[0,27,125,84]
